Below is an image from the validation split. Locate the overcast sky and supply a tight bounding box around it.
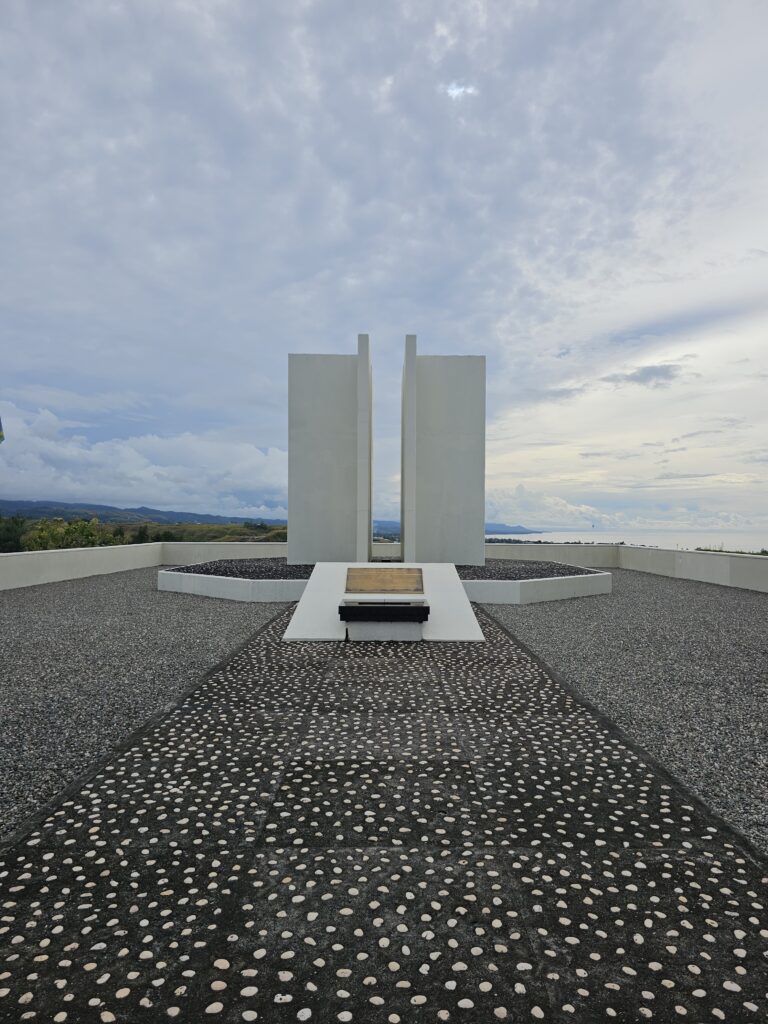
[2,0,767,529]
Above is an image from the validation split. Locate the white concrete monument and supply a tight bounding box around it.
[401,335,486,565]
[287,335,372,564]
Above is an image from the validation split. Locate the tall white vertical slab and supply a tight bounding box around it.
[355,335,373,562]
[401,338,486,565]
[400,335,417,563]
[288,336,372,564]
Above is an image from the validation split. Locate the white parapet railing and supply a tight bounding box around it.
[484,542,768,592]
[0,543,164,591]
[161,541,288,565]
[0,540,766,593]
[616,545,768,591]
[484,542,618,568]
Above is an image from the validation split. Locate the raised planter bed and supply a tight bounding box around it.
[159,557,611,606]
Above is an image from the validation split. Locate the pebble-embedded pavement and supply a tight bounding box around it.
[1,604,766,1022]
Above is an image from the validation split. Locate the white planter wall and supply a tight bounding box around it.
[158,568,306,603]
[463,569,612,604]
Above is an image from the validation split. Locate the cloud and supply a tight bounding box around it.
[0,402,288,516]
[657,471,716,480]
[0,0,767,530]
[677,429,722,439]
[601,363,685,388]
[486,484,614,530]
[580,450,640,460]
[442,82,478,100]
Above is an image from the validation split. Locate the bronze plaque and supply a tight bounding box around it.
[345,567,424,595]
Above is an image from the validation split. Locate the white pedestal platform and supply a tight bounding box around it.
[345,621,425,642]
[282,563,485,642]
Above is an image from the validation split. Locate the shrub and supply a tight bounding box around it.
[0,514,27,553]
[23,517,118,551]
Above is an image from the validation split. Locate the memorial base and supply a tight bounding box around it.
[346,621,424,642]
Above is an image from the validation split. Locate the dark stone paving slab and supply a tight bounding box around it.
[1,608,766,1022]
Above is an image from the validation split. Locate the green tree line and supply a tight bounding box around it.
[0,515,287,552]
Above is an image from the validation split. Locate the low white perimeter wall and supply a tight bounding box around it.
[158,568,306,603]
[617,545,768,592]
[486,543,618,568]
[161,542,287,565]
[0,542,398,592]
[2,540,765,594]
[161,542,400,565]
[464,570,612,605]
[0,543,163,591]
[487,543,768,593]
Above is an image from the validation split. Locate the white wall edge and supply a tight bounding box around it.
[1,540,765,594]
[158,568,307,603]
[0,543,164,591]
[463,570,612,605]
[485,543,619,568]
[161,541,288,565]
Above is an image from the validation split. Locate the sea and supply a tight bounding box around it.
[485,528,768,554]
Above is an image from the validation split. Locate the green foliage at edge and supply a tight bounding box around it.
[0,515,287,551]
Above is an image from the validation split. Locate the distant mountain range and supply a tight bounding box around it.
[0,499,541,535]
[0,499,287,526]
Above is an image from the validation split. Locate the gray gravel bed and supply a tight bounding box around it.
[457,558,595,580]
[3,564,767,859]
[171,557,313,579]
[0,567,286,844]
[170,556,594,582]
[486,568,768,854]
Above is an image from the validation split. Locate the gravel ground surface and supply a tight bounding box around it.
[457,558,595,579]
[2,563,766,860]
[487,567,768,855]
[2,605,766,1021]
[170,556,594,581]
[0,567,285,844]
[172,557,314,579]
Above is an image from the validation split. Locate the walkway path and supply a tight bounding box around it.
[1,607,766,1021]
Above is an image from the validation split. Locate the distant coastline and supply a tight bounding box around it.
[2,500,765,555]
[0,499,538,538]
[486,527,767,555]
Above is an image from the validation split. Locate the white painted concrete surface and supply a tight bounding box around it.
[463,569,612,604]
[400,335,417,563]
[355,334,373,563]
[156,564,610,607]
[401,338,486,565]
[282,562,348,640]
[346,621,424,642]
[0,543,163,591]
[485,543,618,568]
[615,545,768,592]
[287,336,372,564]
[1,540,765,595]
[283,563,485,642]
[157,568,307,603]
[161,541,397,564]
[163,541,288,565]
